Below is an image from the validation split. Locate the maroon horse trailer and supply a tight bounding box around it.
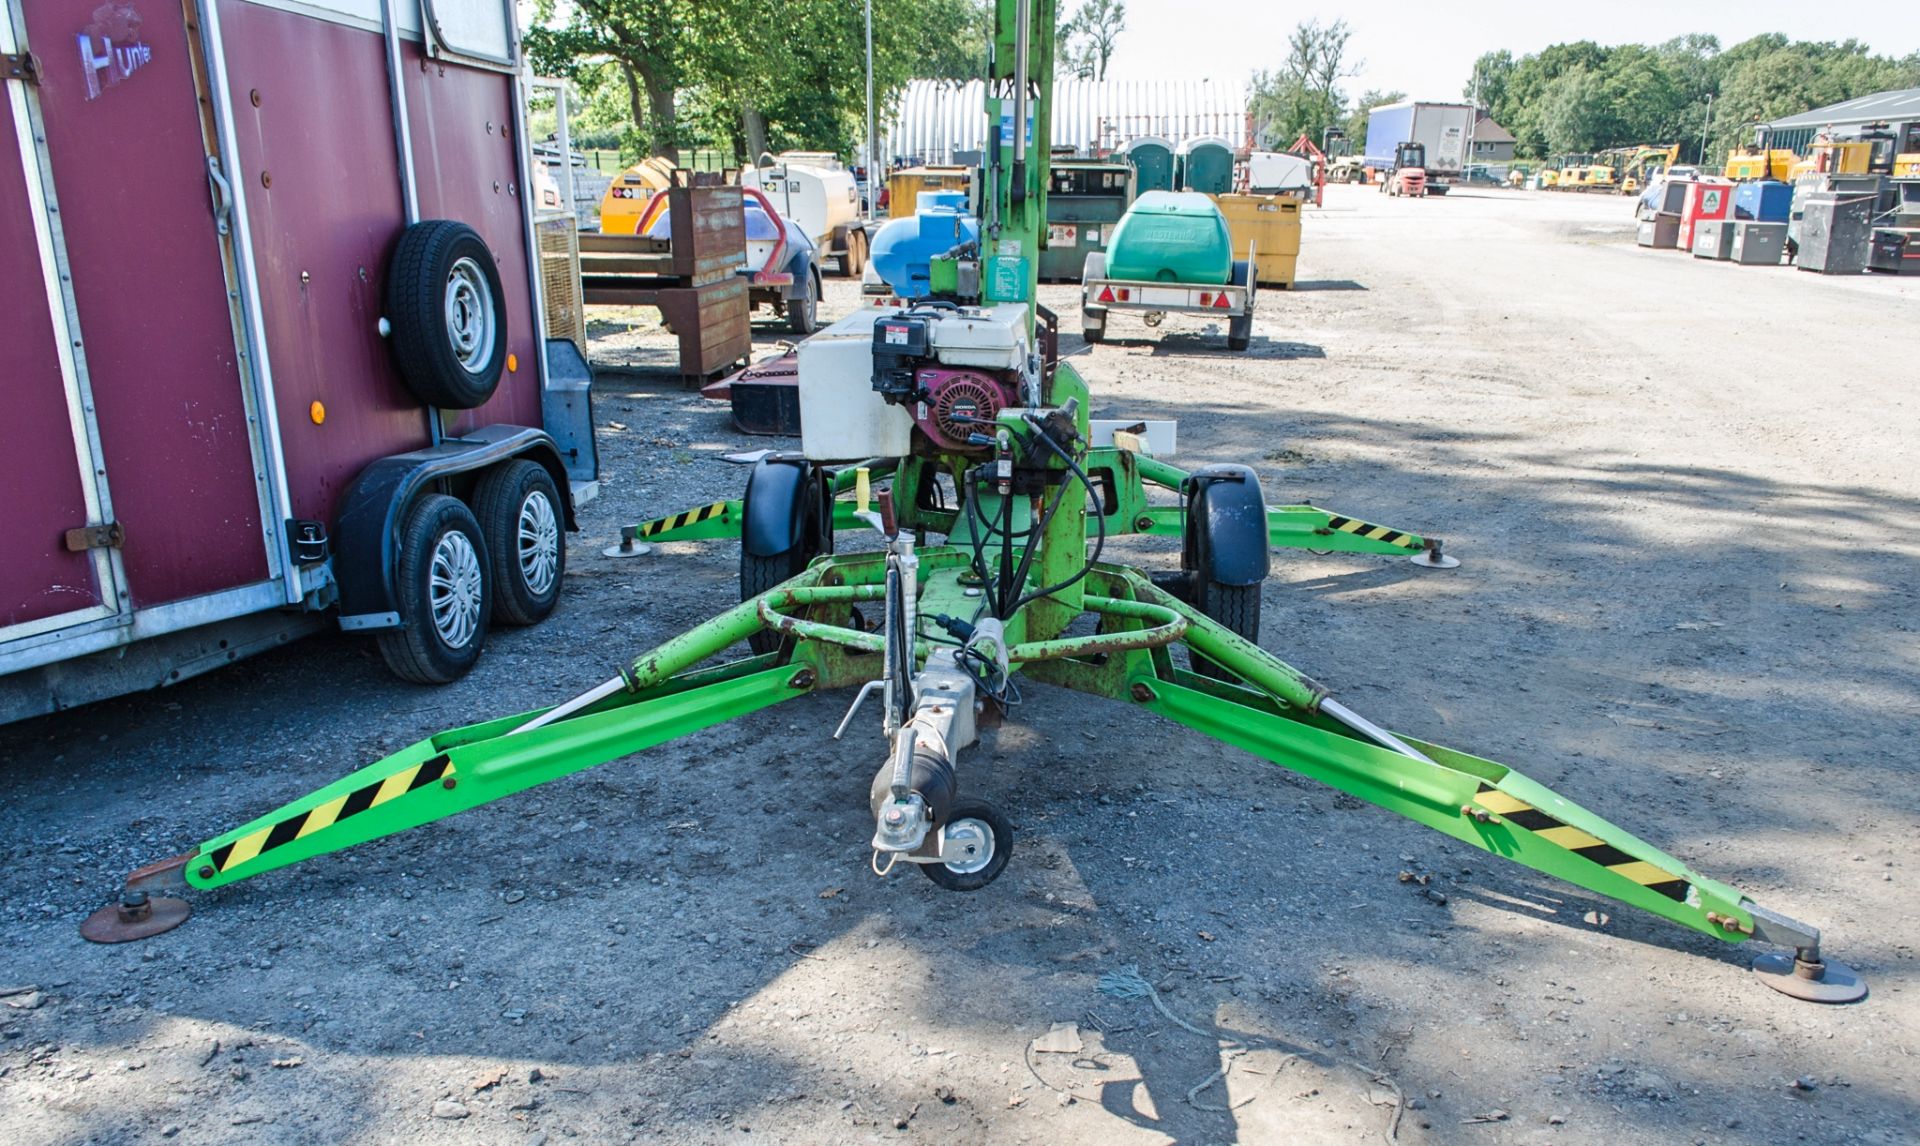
[1,0,597,723]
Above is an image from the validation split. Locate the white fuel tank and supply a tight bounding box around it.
[799,311,914,461]
[743,162,858,246]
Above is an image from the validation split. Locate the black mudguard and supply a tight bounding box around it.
[333,425,575,631]
[1183,463,1270,587]
[742,455,829,558]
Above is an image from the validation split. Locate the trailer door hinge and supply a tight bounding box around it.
[3,51,41,85]
[65,522,125,551]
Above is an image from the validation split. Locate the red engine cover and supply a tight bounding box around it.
[913,368,1022,451]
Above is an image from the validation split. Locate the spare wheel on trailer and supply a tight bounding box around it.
[386,220,508,409]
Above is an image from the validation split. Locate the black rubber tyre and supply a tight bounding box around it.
[787,269,820,335]
[1227,314,1252,352]
[1082,309,1106,343]
[843,228,868,276]
[1193,580,1262,681]
[386,220,507,410]
[377,494,491,685]
[739,473,829,656]
[918,797,1013,892]
[474,460,565,626]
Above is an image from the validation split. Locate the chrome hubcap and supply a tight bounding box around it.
[444,257,496,372]
[429,530,483,648]
[943,818,994,874]
[517,489,559,596]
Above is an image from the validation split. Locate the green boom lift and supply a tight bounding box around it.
[88,0,1861,1004]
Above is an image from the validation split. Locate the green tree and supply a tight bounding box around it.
[1249,18,1357,149]
[1062,0,1126,82]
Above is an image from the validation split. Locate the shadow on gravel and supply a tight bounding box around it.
[1291,279,1368,291]
[4,386,1916,1145]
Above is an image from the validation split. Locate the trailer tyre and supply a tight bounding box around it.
[787,269,820,335]
[378,494,491,684]
[1082,309,1106,343]
[387,220,508,410]
[475,460,565,626]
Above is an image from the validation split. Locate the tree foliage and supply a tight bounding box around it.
[525,0,988,165]
[1466,33,1920,162]
[1248,19,1359,149]
[1060,0,1126,81]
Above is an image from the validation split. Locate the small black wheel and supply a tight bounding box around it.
[377,494,491,684]
[1082,310,1106,343]
[1196,580,1262,680]
[918,797,1013,892]
[1227,314,1251,352]
[787,269,820,335]
[474,460,565,626]
[386,220,507,409]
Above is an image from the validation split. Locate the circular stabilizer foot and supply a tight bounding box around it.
[1410,551,1459,569]
[601,540,653,559]
[1752,953,1868,1003]
[80,896,190,944]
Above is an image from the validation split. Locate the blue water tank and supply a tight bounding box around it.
[869,190,979,298]
[1733,180,1792,223]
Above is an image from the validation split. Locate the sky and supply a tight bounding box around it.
[1102,1,1920,101]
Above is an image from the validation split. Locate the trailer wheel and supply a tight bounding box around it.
[378,494,491,684]
[918,797,1013,891]
[844,228,868,276]
[740,461,830,656]
[1183,470,1266,681]
[386,220,507,410]
[787,269,820,335]
[474,460,565,626]
[1082,309,1106,343]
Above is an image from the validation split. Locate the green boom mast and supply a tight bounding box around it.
[88,0,1862,1005]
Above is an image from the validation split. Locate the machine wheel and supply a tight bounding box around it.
[386,220,507,410]
[1227,315,1252,352]
[918,797,1013,892]
[739,463,830,656]
[474,460,565,626]
[787,269,820,335]
[1182,468,1267,680]
[377,494,491,684]
[845,228,868,276]
[1082,309,1106,343]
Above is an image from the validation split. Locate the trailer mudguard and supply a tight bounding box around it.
[741,455,829,558]
[1185,463,1271,587]
[334,425,575,632]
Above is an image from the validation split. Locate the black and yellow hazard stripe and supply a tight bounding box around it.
[635,501,732,539]
[1324,514,1419,550]
[204,755,454,875]
[1473,782,1691,902]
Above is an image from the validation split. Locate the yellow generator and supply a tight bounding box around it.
[597,157,677,233]
[887,166,971,219]
[1724,149,1796,182]
[1215,192,1303,288]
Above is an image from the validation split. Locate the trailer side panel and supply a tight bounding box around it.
[218,1,429,524]
[27,0,271,606]
[405,45,542,437]
[0,83,106,629]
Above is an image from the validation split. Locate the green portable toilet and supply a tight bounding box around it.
[1177,136,1235,195]
[1124,136,1175,194]
[1103,191,1232,285]
[1040,161,1136,281]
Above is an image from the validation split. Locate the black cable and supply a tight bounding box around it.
[1010,419,1105,614]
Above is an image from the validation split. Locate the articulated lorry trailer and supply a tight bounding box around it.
[1365,101,1475,195]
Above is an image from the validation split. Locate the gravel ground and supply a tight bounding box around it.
[3,185,1917,1146]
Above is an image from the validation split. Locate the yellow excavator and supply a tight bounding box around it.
[1608,144,1681,194]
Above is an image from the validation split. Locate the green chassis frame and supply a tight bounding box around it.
[137,363,1844,994]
